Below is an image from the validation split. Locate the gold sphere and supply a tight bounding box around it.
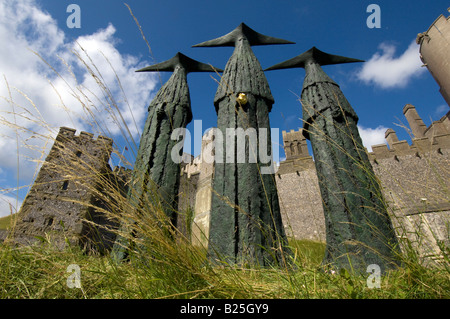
[237,93,248,105]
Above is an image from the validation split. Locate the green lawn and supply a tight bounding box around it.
[0,214,14,230]
[0,234,448,299]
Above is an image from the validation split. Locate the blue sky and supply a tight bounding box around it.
[0,0,449,216]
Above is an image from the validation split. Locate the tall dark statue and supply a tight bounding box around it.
[193,23,293,266]
[266,47,401,273]
[111,53,222,262]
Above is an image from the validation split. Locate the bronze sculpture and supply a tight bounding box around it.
[267,47,401,273]
[111,53,222,262]
[193,23,293,266]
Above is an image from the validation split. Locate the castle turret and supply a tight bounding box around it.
[417,9,450,107]
[385,128,399,149]
[11,127,117,253]
[403,104,427,138]
[282,129,309,159]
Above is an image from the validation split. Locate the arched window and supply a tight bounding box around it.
[290,143,295,155]
[297,142,302,155]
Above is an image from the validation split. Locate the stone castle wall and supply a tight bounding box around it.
[369,106,450,261]
[275,132,325,242]
[179,129,215,246]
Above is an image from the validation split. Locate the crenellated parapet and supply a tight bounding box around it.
[54,127,113,161]
[282,128,309,160]
[277,128,315,175]
[369,105,450,161]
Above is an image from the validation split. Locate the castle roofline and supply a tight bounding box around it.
[425,11,450,35]
[58,127,113,144]
[417,9,450,45]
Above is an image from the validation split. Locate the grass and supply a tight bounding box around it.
[0,4,449,300]
[0,215,13,230]
[0,237,448,299]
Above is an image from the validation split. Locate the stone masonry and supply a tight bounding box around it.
[9,127,129,254]
[178,129,215,247]
[417,9,450,107]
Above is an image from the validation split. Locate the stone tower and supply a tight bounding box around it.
[403,104,428,138]
[282,129,309,160]
[178,128,216,247]
[417,8,450,107]
[11,127,119,253]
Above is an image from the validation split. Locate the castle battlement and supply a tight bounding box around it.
[50,127,114,168]
[370,105,450,160]
[181,128,216,179]
[278,105,450,165]
[282,128,309,160]
[370,135,449,160]
[182,154,202,178]
[57,127,113,147]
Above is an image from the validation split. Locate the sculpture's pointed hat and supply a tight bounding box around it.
[266,47,363,140]
[136,52,223,74]
[265,47,364,70]
[192,22,295,47]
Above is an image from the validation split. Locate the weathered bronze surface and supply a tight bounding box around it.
[267,47,401,273]
[194,23,293,267]
[111,53,222,262]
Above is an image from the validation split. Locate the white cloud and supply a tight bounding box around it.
[357,125,387,152]
[71,24,158,137]
[0,192,22,218]
[435,104,448,117]
[357,40,426,89]
[0,0,158,184]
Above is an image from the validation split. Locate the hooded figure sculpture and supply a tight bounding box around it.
[193,23,293,267]
[267,47,401,273]
[111,53,222,262]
